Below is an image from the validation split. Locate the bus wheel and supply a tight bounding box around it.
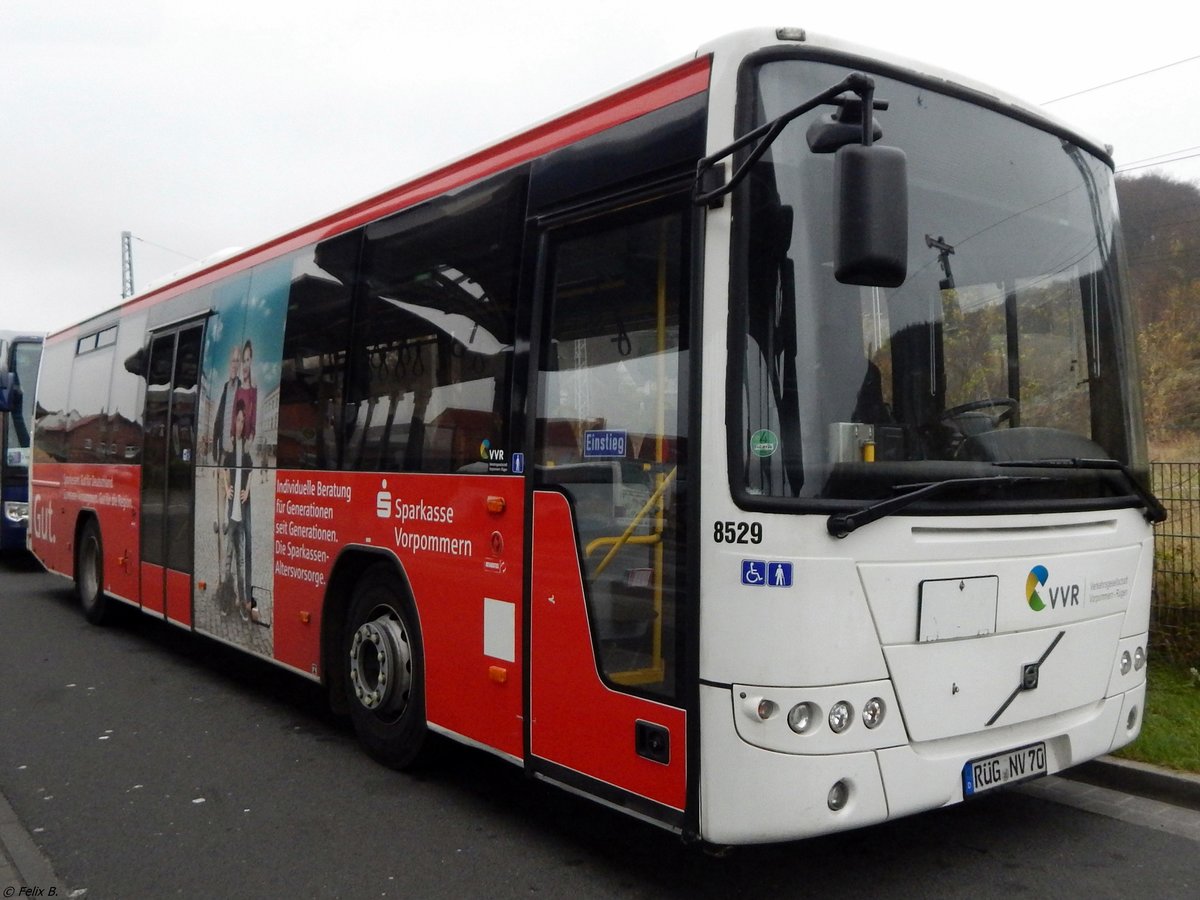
[344,563,427,768]
[76,519,112,625]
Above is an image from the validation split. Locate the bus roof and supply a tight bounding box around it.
[50,27,1108,343]
[699,28,1108,151]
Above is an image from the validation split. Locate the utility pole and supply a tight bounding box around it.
[121,231,135,299]
[925,234,956,291]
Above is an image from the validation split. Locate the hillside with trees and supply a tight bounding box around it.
[1120,172,1200,659]
[1117,172,1200,457]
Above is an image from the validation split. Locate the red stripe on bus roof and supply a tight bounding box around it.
[72,55,712,334]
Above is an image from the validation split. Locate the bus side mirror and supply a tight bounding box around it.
[834,143,908,288]
[124,347,147,378]
[0,371,14,412]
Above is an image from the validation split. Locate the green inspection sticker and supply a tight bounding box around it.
[750,429,779,458]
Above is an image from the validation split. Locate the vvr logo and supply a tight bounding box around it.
[479,439,505,463]
[1026,565,1080,612]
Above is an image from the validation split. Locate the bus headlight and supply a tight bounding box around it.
[787,702,816,734]
[828,701,853,734]
[1120,651,1132,675]
[862,697,886,729]
[3,501,29,525]
[1134,646,1146,671]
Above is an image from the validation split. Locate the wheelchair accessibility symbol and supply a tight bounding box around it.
[741,560,793,587]
[741,560,767,585]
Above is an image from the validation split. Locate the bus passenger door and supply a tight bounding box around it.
[140,323,203,625]
[529,199,691,824]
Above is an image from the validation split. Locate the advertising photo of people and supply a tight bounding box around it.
[192,262,286,655]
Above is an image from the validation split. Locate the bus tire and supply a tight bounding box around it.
[343,563,428,769]
[76,519,113,625]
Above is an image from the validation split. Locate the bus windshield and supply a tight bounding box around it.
[736,59,1145,509]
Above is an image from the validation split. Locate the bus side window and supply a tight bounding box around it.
[107,311,149,464]
[347,171,524,474]
[33,340,73,463]
[278,231,359,470]
[66,332,117,464]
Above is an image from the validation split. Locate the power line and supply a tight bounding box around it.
[121,232,199,299]
[1118,145,1200,170]
[1118,150,1200,174]
[130,234,198,261]
[1042,53,1200,105]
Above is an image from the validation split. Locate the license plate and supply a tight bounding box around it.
[962,741,1047,797]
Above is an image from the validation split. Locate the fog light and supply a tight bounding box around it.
[757,699,778,720]
[862,697,885,729]
[1134,646,1145,671]
[1127,705,1139,731]
[787,702,816,734]
[827,780,849,811]
[1120,651,1131,675]
[828,701,853,734]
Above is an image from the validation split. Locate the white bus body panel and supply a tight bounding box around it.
[700,682,1142,844]
[696,509,1152,844]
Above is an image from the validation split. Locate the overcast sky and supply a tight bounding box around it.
[4,0,1198,335]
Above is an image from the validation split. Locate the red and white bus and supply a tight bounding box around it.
[31,28,1162,844]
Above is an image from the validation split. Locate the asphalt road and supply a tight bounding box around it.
[1,552,1197,899]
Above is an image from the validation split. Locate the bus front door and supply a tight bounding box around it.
[528,201,690,826]
[140,323,203,625]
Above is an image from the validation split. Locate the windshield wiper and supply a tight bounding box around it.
[827,475,1052,538]
[827,458,1167,538]
[991,458,1167,524]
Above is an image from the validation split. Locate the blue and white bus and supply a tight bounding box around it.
[0,331,42,551]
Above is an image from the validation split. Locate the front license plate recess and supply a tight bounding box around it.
[962,741,1047,797]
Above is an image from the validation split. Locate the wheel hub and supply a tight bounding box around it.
[349,616,411,714]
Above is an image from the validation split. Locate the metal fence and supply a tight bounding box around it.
[1150,461,1200,661]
